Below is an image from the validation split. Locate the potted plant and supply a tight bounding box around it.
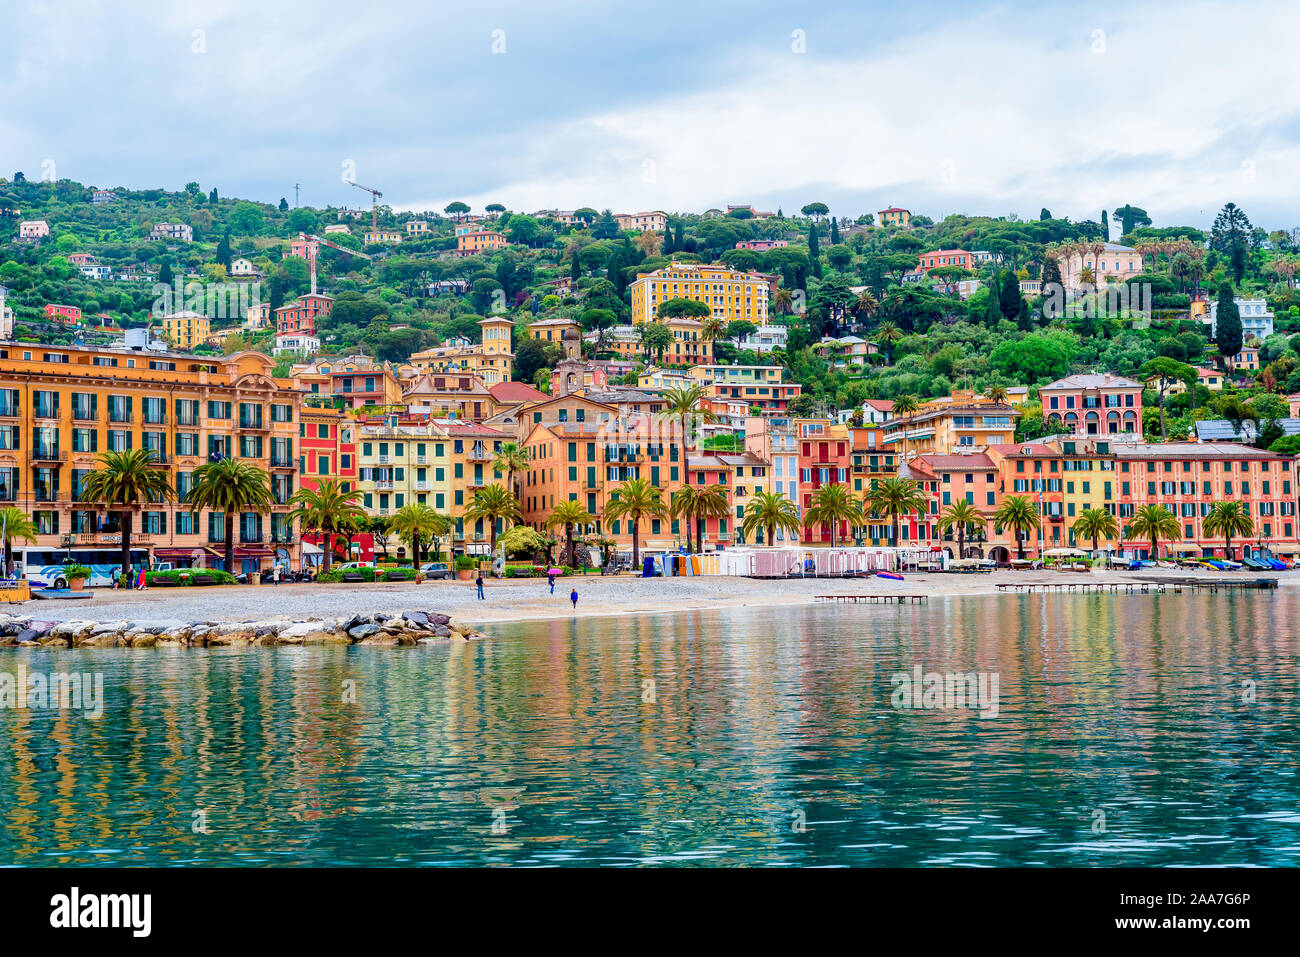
[454,555,477,581]
[63,563,92,591]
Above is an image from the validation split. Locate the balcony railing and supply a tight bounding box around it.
[373,480,394,490]
[0,405,18,418]
[413,481,431,492]
[269,456,295,468]
[30,448,65,463]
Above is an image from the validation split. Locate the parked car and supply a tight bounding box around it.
[420,562,451,580]
[336,561,374,571]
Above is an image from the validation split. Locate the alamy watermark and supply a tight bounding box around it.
[0,663,104,719]
[150,277,261,320]
[890,665,1000,719]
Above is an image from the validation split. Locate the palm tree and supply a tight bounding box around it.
[873,321,901,362]
[0,506,37,577]
[741,490,802,547]
[983,385,1009,405]
[389,502,450,568]
[545,499,593,566]
[463,483,523,555]
[604,477,668,571]
[890,393,920,460]
[773,288,794,316]
[854,289,879,327]
[937,499,986,559]
[658,384,717,482]
[1203,500,1253,559]
[79,449,175,577]
[993,495,1042,560]
[1124,503,1181,560]
[864,477,928,546]
[491,442,530,498]
[1071,507,1119,555]
[670,483,729,552]
[803,483,863,548]
[187,458,274,574]
[701,315,726,344]
[287,479,365,573]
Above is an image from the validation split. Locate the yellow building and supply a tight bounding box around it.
[408,317,514,385]
[355,419,454,518]
[0,345,303,574]
[884,398,1020,458]
[629,262,770,325]
[878,206,911,228]
[364,229,403,244]
[527,317,582,359]
[456,231,508,255]
[161,310,210,351]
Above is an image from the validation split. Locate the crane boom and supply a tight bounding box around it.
[301,233,373,295]
[348,180,383,230]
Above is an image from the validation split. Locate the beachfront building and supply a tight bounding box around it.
[0,345,303,574]
[630,262,771,326]
[298,406,356,494]
[1038,373,1143,436]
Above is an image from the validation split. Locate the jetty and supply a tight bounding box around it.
[816,594,928,604]
[994,577,1278,595]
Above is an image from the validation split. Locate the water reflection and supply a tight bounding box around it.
[2,591,1299,866]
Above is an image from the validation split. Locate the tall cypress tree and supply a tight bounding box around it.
[985,286,1003,327]
[663,227,674,255]
[808,222,820,277]
[673,221,684,251]
[208,187,218,203]
[1041,256,1063,294]
[1101,209,1109,240]
[999,269,1021,318]
[158,260,173,285]
[830,218,841,244]
[1214,281,1243,363]
[570,250,580,281]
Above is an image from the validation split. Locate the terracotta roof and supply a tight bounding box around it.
[489,380,547,403]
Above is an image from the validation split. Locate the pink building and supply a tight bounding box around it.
[917,249,974,272]
[44,303,82,324]
[1039,373,1143,436]
[735,240,789,251]
[1056,242,1142,292]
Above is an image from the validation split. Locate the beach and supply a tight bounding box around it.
[11,567,1292,628]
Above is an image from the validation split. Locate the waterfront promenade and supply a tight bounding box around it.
[13,567,1293,627]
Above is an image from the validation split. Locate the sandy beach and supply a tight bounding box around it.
[11,567,1293,629]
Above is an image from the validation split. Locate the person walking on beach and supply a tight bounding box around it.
[570,587,578,610]
[548,572,556,595]
[476,573,485,600]
[111,567,120,590]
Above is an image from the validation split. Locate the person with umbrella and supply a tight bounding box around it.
[547,567,562,594]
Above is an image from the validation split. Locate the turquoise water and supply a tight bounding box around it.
[2,592,1299,867]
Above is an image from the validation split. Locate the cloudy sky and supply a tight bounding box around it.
[3,0,1298,229]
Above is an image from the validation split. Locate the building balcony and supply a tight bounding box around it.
[145,454,169,466]
[413,481,431,492]
[239,420,269,432]
[414,455,428,465]
[466,449,492,461]
[0,406,19,419]
[373,480,395,490]
[30,448,65,463]
[269,457,295,469]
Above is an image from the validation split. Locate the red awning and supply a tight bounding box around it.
[233,547,273,558]
[154,547,219,559]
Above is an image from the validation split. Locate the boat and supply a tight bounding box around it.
[876,571,904,581]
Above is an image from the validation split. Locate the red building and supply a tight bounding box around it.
[798,424,854,544]
[276,293,333,335]
[685,455,734,547]
[44,303,82,324]
[299,407,357,493]
[916,249,974,272]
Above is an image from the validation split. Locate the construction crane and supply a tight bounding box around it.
[303,233,372,296]
[348,181,383,230]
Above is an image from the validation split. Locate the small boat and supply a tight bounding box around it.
[876,571,904,581]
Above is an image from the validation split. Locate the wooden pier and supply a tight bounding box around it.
[816,594,928,604]
[994,577,1278,595]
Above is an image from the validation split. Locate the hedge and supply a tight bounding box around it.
[143,569,238,586]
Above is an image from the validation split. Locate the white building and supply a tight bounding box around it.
[230,257,258,276]
[79,264,112,280]
[736,323,789,353]
[1205,297,1274,342]
[272,333,320,356]
[91,190,115,205]
[149,222,194,242]
[0,284,13,339]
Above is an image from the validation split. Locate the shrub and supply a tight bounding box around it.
[63,563,92,581]
[144,569,238,586]
[453,555,478,571]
